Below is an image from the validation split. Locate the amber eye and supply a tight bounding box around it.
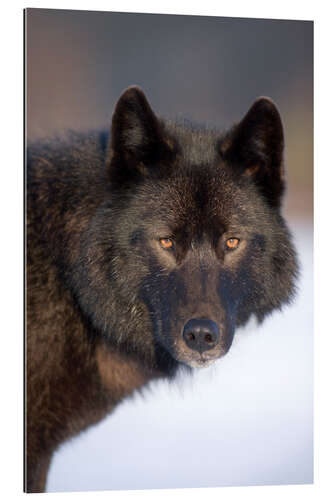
[226,238,240,250]
[159,238,173,249]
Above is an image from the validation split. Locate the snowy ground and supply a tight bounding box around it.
[46,219,313,492]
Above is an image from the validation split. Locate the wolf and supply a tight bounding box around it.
[26,86,298,492]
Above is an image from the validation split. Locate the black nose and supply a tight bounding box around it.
[182,319,220,354]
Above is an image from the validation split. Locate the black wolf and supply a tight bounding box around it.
[26,87,298,492]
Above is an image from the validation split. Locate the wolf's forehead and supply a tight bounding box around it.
[164,120,220,166]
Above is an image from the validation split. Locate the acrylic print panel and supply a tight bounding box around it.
[25,8,313,493]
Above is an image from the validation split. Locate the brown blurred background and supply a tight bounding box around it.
[26,9,313,219]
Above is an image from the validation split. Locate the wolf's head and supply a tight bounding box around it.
[76,87,298,374]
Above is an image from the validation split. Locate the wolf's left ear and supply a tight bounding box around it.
[110,86,175,178]
[220,98,285,208]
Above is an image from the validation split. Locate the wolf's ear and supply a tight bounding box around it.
[220,98,285,208]
[110,86,175,179]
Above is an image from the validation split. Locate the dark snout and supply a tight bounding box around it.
[182,319,219,354]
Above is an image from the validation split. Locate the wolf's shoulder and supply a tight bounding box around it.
[27,130,109,178]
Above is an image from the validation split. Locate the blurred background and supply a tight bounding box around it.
[25,9,313,492]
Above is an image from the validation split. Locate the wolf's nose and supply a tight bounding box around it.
[182,319,219,353]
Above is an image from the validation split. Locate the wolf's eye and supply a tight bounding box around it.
[226,238,240,250]
[159,238,173,249]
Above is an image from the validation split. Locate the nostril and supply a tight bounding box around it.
[204,333,214,344]
[185,332,196,343]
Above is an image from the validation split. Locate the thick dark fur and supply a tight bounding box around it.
[26,87,298,492]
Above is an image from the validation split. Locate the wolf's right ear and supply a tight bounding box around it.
[110,87,176,180]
